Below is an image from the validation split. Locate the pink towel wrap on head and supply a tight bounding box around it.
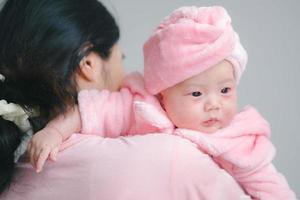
[144,6,247,94]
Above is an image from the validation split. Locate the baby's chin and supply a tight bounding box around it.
[175,121,229,134]
[194,119,233,134]
[194,125,222,134]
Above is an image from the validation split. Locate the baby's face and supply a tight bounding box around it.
[161,60,237,133]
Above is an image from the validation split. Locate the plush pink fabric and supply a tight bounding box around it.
[2,134,250,200]
[77,73,296,199]
[175,106,297,200]
[4,73,294,199]
[78,72,174,137]
[143,6,247,95]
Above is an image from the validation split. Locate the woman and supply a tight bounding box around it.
[0,0,249,199]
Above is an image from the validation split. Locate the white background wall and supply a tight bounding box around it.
[105,0,300,195]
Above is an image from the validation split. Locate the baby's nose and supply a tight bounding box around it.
[204,95,221,111]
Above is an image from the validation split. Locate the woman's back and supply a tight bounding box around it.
[2,134,249,200]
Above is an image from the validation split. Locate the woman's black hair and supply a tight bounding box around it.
[0,0,119,193]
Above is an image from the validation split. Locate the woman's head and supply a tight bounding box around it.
[0,0,120,193]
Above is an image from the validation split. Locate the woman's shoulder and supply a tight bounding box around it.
[2,134,248,200]
[76,133,248,199]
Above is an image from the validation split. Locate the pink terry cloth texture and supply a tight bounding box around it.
[0,72,250,199]
[175,106,297,200]
[78,71,174,137]
[143,6,247,95]
[2,134,251,200]
[77,72,296,199]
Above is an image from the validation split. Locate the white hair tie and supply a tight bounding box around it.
[0,73,5,82]
[0,100,32,132]
[0,72,39,162]
[0,100,35,162]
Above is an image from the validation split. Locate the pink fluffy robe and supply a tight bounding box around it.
[78,72,296,199]
[78,72,174,137]
[175,106,297,200]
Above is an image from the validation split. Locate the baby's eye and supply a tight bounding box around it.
[191,91,202,97]
[221,87,231,94]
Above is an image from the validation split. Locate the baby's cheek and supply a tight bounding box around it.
[182,107,203,126]
[222,109,236,127]
[223,96,237,113]
[164,105,184,126]
[171,108,194,128]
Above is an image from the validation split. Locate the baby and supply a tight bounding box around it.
[28,6,296,200]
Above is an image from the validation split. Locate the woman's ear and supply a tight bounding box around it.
[77,52,104,82]
[75,52,105,91]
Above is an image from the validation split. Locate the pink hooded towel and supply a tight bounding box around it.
[143,6,247,95]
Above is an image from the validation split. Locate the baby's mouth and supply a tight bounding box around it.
[202,118,219,127]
